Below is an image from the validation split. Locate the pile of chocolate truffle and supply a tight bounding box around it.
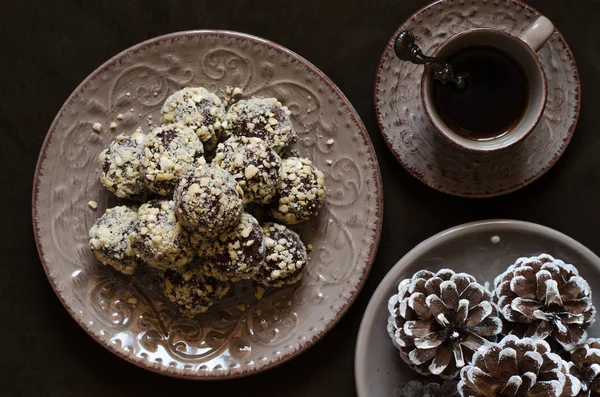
[89,87,325,317]
[387,254,600,397]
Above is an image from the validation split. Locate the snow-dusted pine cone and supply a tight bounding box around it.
[387,269,502,379]
[458,335,581,396]
[566,338,600,396]
[394,380,459,397]
[493,254,596,351]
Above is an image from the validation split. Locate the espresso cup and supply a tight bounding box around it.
[421,16,555,152]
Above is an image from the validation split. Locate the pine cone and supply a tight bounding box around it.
[387,269,502,379]
[493,254,596,351]
[394,380,459,397]
[458,335,581,396]
[566,338,600,396]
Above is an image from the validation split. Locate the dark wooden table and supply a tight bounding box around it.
[2,0,599,395]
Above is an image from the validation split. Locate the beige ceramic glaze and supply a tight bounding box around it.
[32,30,383,379]
[375,0,581,197]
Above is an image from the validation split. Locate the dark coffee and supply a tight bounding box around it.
[432,45,529,141]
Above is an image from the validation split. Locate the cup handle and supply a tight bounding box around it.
[519,16,555,53]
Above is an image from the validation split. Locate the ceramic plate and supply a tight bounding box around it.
[355,220,600,396]
[32,30,383,379]
[375,0,580,197]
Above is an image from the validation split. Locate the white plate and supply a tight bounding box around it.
[355,220,600,397]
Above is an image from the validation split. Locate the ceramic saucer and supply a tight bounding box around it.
[375,0,581,198]
[355,220,600,397]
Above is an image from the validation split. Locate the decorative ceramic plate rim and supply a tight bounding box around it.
[354,219,600,396]
[32,29,383,380]
[374,0,581,198]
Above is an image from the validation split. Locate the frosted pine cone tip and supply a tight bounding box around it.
[387,269,502,379]
[493,254,596,351]
[458,335,581,397]
[567,338,600,395]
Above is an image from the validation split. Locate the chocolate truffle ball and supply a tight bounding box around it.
[141,124,203,195]
[98,130,147,199]
[271,157,325,224]
[255,222,307,288]
[174,165,244,240]
[212,136,281,204]
[224,97,295,154]
[164,261,230,317]
[132,200,194,270]
[161,87,225,150]
[89,205,140,275]
[197,213,265,281]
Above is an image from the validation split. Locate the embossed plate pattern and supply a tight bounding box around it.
[375,0,580,197]
[32,30,382,379]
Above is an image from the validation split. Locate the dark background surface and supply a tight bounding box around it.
[2,0,600,395]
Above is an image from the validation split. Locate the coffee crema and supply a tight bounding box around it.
[432,45,530,141]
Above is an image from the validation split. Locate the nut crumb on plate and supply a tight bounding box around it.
[254,285,266,300]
